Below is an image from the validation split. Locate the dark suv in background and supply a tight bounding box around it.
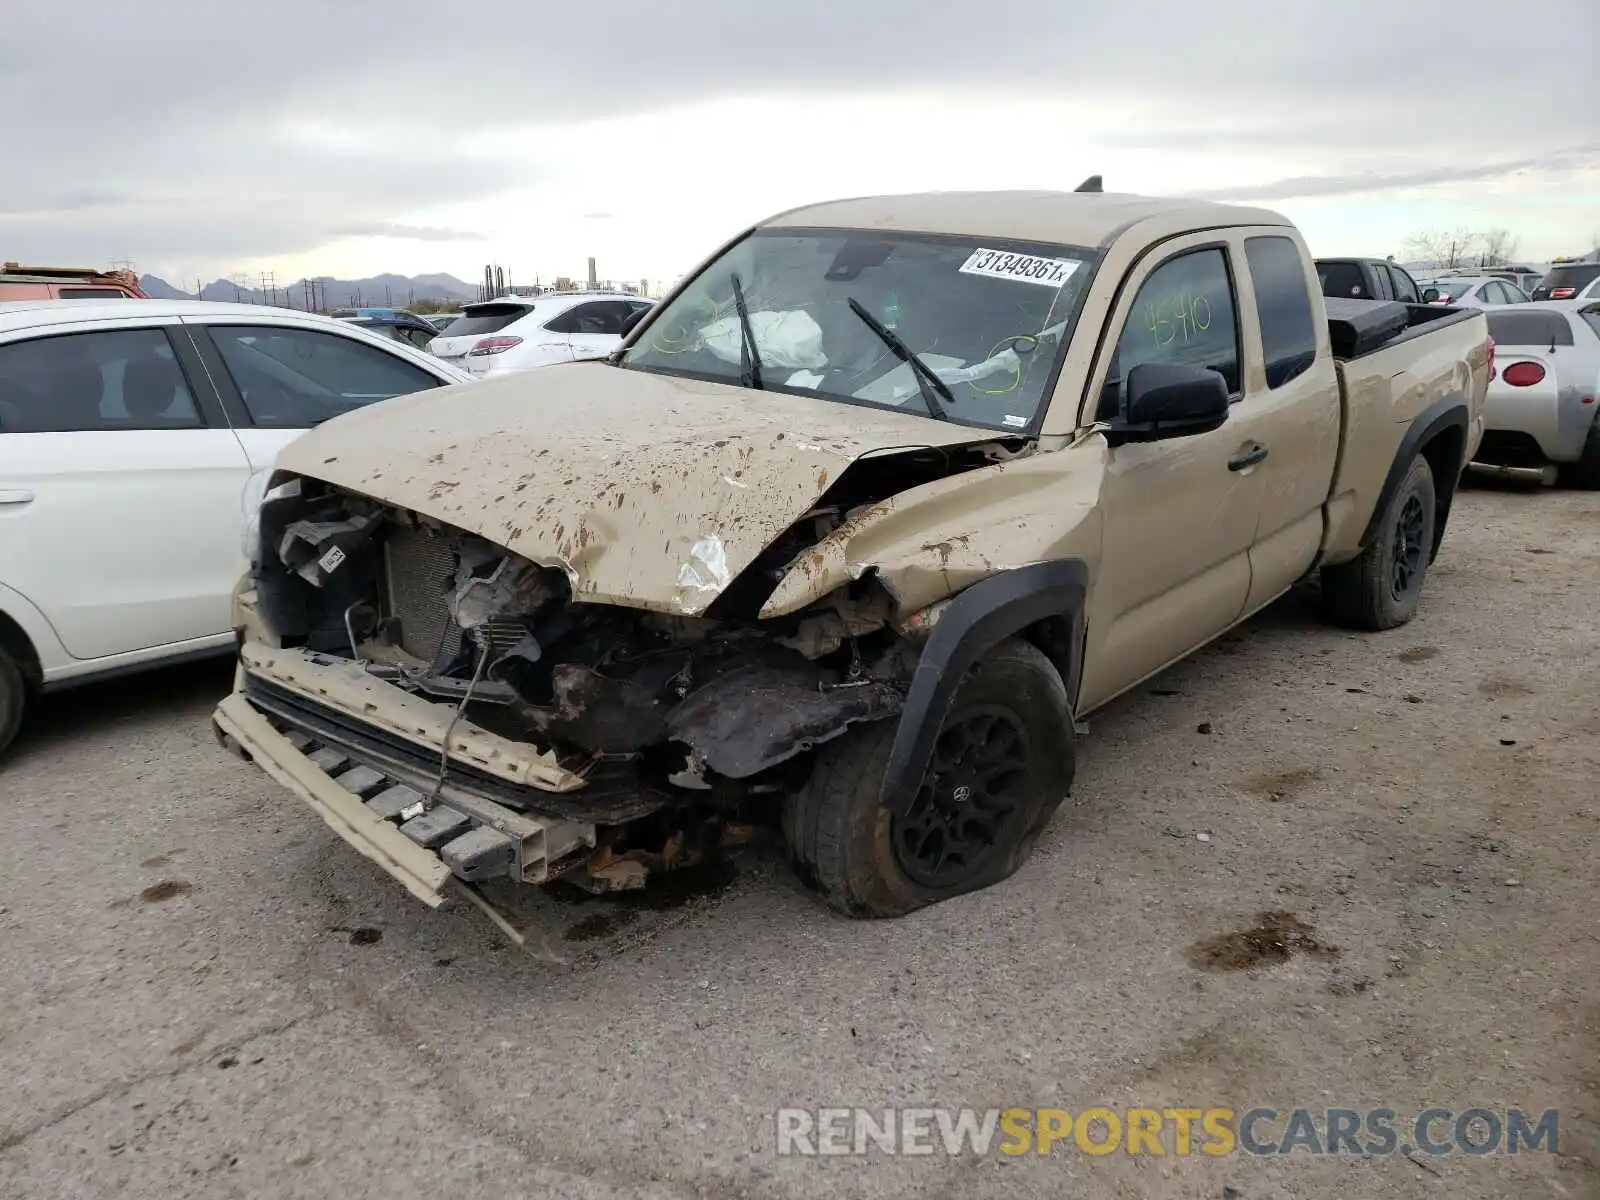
[1530,261,1600,302]
[1314,257,1434,304]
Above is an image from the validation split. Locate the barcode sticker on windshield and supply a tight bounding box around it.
[959,248,1080,288]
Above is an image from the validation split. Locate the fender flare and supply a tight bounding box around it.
[879,559,1088,815]
[1360,396,1470,561]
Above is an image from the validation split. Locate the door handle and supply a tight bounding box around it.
[1228,444,1269,472]
[0,488,34,505]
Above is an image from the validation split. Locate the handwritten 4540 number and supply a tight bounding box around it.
[1145,291,1214,348]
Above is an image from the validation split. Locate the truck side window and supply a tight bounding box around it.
[1099,247,1239,418]
[1244,236,1318,389]
[1387,267,1420,304]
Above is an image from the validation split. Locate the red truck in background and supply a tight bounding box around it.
[0,262,148,301]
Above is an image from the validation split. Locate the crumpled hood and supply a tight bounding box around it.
[276,361,995,613]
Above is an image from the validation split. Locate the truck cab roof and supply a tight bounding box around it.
[763,190,1292,249]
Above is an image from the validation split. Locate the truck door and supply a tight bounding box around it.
[1075,239,1259,710]
[1235,232,1342,613]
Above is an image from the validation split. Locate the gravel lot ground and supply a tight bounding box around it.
[1,482,1596,1200]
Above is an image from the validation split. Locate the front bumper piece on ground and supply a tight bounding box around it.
[213,688,596,953]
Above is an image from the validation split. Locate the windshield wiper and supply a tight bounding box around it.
[847,297,952,421]
[729,272,764,390]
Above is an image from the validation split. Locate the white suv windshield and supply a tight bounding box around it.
[622,228,1094,432]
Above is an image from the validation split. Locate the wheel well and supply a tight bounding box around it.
[1021,615,1077,687]
[1418,424,1465,560]
[0,610,42,692]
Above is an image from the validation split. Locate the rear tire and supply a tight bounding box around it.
[782,638,1075,917]
[1321,453,1437,631]
[0,647,25,761]
[1560,419,1600,489]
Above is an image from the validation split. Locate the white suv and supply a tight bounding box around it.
[427,292,653,377]
[0,299,472,757]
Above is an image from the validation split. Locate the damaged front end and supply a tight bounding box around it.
[224,467,961,909]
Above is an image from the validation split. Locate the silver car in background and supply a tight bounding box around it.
[1470,303,1600,486]
[1427,276,1530,308]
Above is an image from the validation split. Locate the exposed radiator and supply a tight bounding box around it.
[383,523,460,664]
[382,523,533,669]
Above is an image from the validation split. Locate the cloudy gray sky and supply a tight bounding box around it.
[2,0,1595,285]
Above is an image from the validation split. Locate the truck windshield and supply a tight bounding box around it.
[621,228,1094,432]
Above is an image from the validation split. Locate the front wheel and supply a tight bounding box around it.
[1320,453,1437,631]
[782,638,1075,917]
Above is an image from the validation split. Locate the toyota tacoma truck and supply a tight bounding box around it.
[214,188,1490,942]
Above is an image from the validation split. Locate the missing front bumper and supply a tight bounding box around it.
[213,691,597,909]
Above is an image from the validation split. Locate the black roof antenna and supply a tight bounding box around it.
[1075,175,1103,193]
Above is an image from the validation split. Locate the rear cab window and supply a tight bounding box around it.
[1245,237,1318,388]
[0,328,203,432]
[1485,311,1575,347]
[1316,261,1370,299]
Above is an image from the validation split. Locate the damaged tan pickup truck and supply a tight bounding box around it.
[214,187,1490,937]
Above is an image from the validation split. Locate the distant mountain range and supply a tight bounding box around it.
[138,272,478,308]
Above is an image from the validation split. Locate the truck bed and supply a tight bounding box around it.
[1326,297,1479,361]
[1320,301,1490,561]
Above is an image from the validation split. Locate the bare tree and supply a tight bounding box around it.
[1478,228,1520,267]
[1403,228,1480,270]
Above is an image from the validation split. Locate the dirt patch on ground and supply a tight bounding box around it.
[1242,766,1319,802]
[563,909,642,942]
[1395,645,1439,663]
[139,880,193,904]
[1478,674,1537,699]
[1186,912,1339,971]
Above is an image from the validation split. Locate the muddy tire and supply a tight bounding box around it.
[1321,454,1437,632]
[782,638,1075,918]
[1560,418,1600,489]
[0,646,24,761]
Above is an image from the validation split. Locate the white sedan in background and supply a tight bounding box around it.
[427,292,654,376]
[1426,276,1531,308]
[0,300,471,757]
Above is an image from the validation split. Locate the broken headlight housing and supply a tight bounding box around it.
[243,474,301,564]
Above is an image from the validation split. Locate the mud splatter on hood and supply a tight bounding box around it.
[275,361,994,613]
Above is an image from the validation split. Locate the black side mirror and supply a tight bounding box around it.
[1421,288,1441,304]
[1105,363,1230,444]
